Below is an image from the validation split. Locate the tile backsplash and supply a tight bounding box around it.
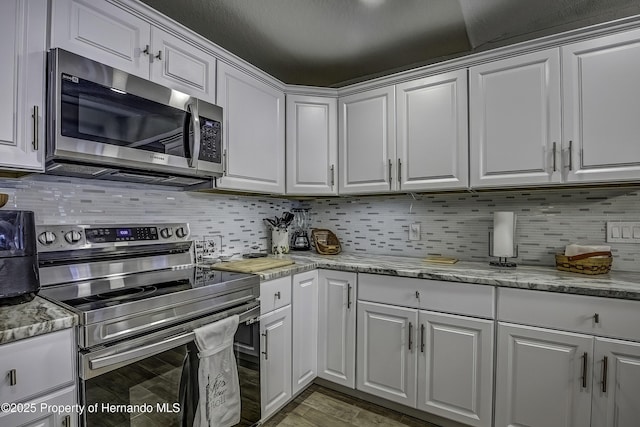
[306,187,640,272]
[2,176,639,272]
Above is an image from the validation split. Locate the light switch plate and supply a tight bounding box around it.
[409,223,421,241]
[606,222,640,243]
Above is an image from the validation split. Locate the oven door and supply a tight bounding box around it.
[48,49,223,177]
[78,303,260,427]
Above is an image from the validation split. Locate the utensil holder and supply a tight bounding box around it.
[271,229,289,254]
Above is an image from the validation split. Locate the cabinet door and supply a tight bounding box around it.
[50,0,151,78]
[396,70,468,191]
[470,48,561,188]
[317,270,357,388]
[260,305,292,420]
[292,271,319,394]
[591,337,640,427]
[495,322,593,427]
[417,311,493,427]
[563,28,640,183]
[357,301,417,407]
[339,87,396,194]
[216,62,285,194]
[286,95,338,195]
[0,0,46,172]
[0,385,77,427]
[149,27,216,104]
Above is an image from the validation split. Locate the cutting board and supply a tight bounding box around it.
[213,258,295,273]
[424,256,458,264]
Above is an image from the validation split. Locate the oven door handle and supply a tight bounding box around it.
[89,332,194,371]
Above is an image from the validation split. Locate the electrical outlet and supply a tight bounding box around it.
[606,222,640,243]
[409,223,421,241]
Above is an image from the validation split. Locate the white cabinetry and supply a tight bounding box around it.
[317,270,357,388]
[562,28,640,183]
[216,62,285,194]
[470,48,561,188]
[51,0,216,102]
[260,305,292,420]
[396,70,468,191]
[338,87,396,194]
[286,95,338,195]
[292,271,319,394]
[0,0,46,172]
[0,329,77,427]
[357,274,494,427]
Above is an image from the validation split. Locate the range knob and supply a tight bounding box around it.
[160,228,173,239]
[38,231,56,245]
[175,227,188,238]
[64,230,83,244]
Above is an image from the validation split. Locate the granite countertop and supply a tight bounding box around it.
[0,296,78,345]
[235,253,640,301]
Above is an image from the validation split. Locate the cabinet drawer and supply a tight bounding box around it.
[0,329,75,403]
[261,276,292,314]
[498,288,640,341]
[358,273,495,319]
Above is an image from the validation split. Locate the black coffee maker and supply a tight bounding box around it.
[0,211,39,305]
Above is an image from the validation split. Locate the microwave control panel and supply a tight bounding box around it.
[199,118,222,163]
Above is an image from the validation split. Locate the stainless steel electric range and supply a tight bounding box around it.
[37,223,262,427]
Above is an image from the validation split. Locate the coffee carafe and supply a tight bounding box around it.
[291,208,311,250]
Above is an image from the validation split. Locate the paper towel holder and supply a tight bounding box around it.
[488,231,518,267]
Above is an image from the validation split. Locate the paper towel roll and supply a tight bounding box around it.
[493,212,516,258]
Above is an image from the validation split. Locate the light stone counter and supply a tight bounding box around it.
[232,253,640,301]
[0,296,77,344]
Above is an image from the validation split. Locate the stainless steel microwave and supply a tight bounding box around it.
[46,49,223,187]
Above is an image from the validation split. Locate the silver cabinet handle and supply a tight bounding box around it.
[142,44,150,56]
[8,369,16,386]
[408,322,413,350]
[222,148,228,176]
[552,142,557,172]
[397,158,402,188]
[62,414,71,427]
[32,105,39,150]
[594,313,600,324]
[155,50,162,60]
[420,324,425,353]
[262,330,268,360]
[275,291,281,300]
[601,356,608,393]
[388,159,392,189]
[568,140,573,171]
[347,283,352,309]
[330,164,335,188]
[581,352,588,389]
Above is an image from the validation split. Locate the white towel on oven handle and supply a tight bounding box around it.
[193,314,241,427]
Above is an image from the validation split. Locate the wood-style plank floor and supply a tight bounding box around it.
[262,384,441,427]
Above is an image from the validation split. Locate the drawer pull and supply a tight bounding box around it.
[601,356,608,393]
[8,369,16,386]
[415,291,420,299]
[581,352,588,389]
[262,330,268,360]
[420,324,425,353]
[275,291,281,300]
[594,313,600,324]
[347,283,352,309]
[408,322,413,351]
[62,415,71,427]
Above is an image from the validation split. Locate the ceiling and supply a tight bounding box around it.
[139,0,640,87]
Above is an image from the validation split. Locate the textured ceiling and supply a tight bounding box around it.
[139,0,640,87]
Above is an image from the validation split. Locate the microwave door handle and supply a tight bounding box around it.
[187,101,201,168]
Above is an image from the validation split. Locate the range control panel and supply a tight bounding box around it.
[36,223,190,252]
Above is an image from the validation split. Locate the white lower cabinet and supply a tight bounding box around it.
[0,385,77,427]
[260,304,292,420]
[317,270,357,388]
[292,271,319,394]
[495,322,593,427]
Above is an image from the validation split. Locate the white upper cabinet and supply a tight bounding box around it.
[470,48,562,188]
[286,95,338,195]
[339,86,396,194]
[396,70,469,191]
[51,0,216,102]
[0,0,46,172]
[216,62,285,194]
[562,28,640,184]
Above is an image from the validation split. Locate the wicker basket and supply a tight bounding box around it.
[311,229,341,255]
[555,251,612,275]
